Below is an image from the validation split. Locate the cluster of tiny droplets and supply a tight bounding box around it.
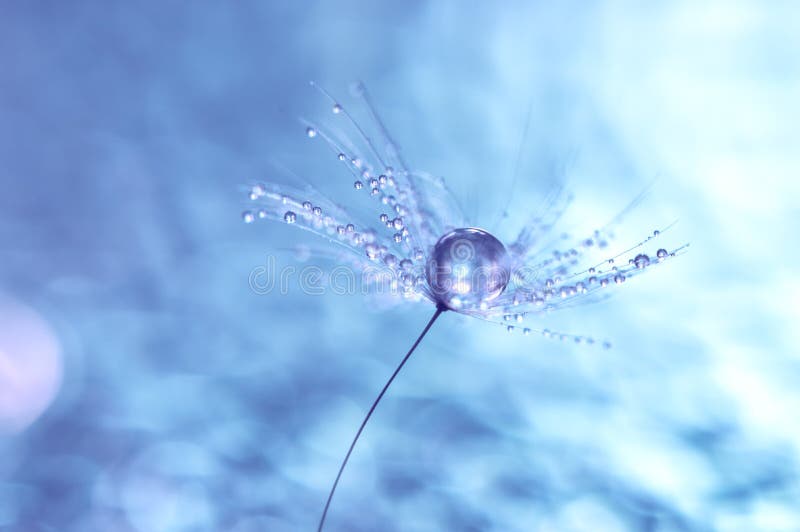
[242,83,687,346]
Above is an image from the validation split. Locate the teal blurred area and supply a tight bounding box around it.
[1,1,798,531]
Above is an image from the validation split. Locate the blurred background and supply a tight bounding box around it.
[1,1,798,531]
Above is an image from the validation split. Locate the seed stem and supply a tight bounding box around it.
[317,305,446,532]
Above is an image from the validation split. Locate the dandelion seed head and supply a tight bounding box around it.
[245,83,686,345]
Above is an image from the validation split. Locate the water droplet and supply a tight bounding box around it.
[657,248,668,259]
[614,274,626,284]
[345,223,355,233]
[302,201,312,211]
[523,328,531,336]
[588,276,597,285]
[392,218,404,230]
[336,225,345,235]
[600,278,609,287]
[354,181,364,190]
[242,211,255,223]
[332,103,342,114]
[365,244,379,260]
[312,206,322,216]
[379,175,387,185]
[380,213,389,223]
[634,253,650,269]
[653,230,660,236]
[306,127,317,138]
[545,279,554,288]
[393,233,403,243]
[370,188,380,196]
[257,209,268,219]
[338,153,346,161]
[607,258,615,265]
[383,254,397,268]
[515,314,523,323]
[414,248,424,261]
[399,259,413,271]
[507,326,515,333]
[589,267,596,274]
[283,211,296,224]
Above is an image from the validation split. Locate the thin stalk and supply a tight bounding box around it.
[317,305,445,531]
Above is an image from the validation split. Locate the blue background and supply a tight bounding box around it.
[1,1,799,531]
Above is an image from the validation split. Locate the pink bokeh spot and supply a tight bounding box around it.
[0,297,63,435]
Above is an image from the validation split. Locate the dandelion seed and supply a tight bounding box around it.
[243,82,687,531]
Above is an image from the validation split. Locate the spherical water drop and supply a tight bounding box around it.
[392,218,404,230]
[426,228,510,311]
[283,211,296,224]
[338,153,346,161]
[336,225,345,235]
[242,211,255,224]
[614,274,626,284]
[345,223,355,233]
[523,328,531,336]
[306,127,317,138]
[257,209,268,219]
[302,201,312,211]
[399,259,413,272]
[332,103,342,114]
[354,180,364,190]
[507,326,515,333]
[380,213,389,223]
[653,230,661,236]
[370,188,380,196]
[365,244,379,260]
[312,206,322,216]
[383,254,397,268]
[634,253,650,269]
[251,183,266,197]
[393,233,403,243]
[657,248,668,259]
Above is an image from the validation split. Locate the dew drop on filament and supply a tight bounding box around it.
[283,211,296,224]
[306,127,317,138]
